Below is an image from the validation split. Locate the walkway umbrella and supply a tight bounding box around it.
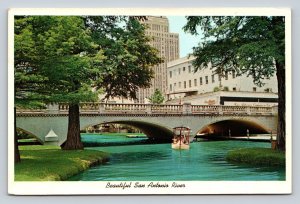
[45,129,59,142]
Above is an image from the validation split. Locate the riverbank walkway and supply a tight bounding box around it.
[194,134,274,142]
[229,135,273,142]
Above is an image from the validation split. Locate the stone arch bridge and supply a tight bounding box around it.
[16,103,278,145]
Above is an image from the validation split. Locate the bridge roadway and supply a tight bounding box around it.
[16,103,278,145]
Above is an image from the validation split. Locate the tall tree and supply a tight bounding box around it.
[15,16,103,150]
[14,16,53,162]
[86,16,162,100]
[15,16,162,150]
[183,16,285,151]
[148,89,165,104]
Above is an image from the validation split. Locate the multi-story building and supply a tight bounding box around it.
[98,16,179,104]
[167,56,278,106]
[137,16,180,103]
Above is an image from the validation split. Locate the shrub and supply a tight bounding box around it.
[223,86,229,91]
[213,86,220,92]
[226,148,285,167]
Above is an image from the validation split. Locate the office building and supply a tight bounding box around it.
[137,16,180,103]
[167,56,278,106]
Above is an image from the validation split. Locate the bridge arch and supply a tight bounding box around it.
[82,120,174,141]
[196,118,270,137]
[16,127,44,144]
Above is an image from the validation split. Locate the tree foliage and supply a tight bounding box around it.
[184,16,286,151]
[184,16,284,85]
[15,16,102,150]
[148,89,164,104]
[87,16,162,100]
[15,16,101,107]
[14,15,162,150]
[15,16,161,104]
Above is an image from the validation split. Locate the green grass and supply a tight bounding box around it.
[82,132,146,136]
[226,148,285,167]
[15,145,110,181]
[18,138,39,143]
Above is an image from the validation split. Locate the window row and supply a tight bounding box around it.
[147,24,168,32]
[169,65,193,78]
[169,78,207,91]
[169,72,239,91]
[169,83,273,93]
[169,69,236,79]
[168,75,214,91]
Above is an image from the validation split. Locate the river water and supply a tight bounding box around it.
[68,134,285,181]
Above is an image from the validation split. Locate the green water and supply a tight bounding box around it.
[81,133,148,147]
[69,134,285,181]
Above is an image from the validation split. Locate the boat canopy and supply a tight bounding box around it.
[173,126,191,136]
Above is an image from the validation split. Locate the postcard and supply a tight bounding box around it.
[8,8,292,195]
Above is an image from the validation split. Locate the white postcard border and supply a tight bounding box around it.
[8,7,292,195]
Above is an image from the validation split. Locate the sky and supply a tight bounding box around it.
[167,16,203,58]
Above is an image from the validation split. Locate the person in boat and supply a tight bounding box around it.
[184,136,188,144]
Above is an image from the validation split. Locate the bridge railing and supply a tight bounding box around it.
[249,106,276,114]
[102,103,148,113]
[16,108,46,114]
[151,104,183,114]
[221,106,248,115]
[17,103,277,116]
[192,105,220,114]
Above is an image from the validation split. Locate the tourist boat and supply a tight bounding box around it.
[171,126,191,150]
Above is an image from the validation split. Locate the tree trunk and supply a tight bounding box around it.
[14,107,21,163]
[62,103,84,150]
[276,61,285,151]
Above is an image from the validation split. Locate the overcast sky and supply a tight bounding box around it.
[167,16,203,58]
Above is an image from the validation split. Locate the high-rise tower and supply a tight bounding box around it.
[137,16,179,103]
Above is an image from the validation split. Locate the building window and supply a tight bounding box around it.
[211,75,215,83]
[189,80,192,87]
[169,71,172,78]
[225,71,228,80]
[188,66,191,73]
[183,67,186,72]
[205,76,208,84]
[253,87,257,92]
[194,79,197,86]
[179,82,181,88]
[170,84,172,91]
[174,83,176,90]
[184,81,186,89]
[200,77,203,85]
[232,70,236,79]
[178,68,181,75]
[233,87,236,91]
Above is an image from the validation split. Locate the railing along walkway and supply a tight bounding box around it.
[16,103,277,116]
